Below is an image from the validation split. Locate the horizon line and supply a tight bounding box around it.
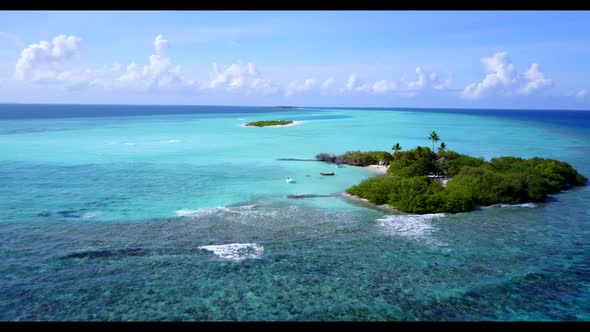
[1,102,589,112]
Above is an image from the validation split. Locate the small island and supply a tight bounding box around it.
[317,131,588,214]
[244,120,303,127]
[273,106,298,109]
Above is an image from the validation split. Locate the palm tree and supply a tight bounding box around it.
[438,142,447,154]
[428,131,440,151]
[392,143,402,156]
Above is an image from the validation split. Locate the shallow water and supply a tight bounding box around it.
[0,104,588,321]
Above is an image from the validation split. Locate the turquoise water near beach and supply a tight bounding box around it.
[0,105,588,320]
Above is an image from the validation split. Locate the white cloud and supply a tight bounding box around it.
[346,74,358,90]
[347,67,450,97]
[116,35,198,92]
[14,34,82,82]
[428,71,452,90]
[576,89,588,98]
[519,63,551,95]
[205,62,279,96]
[153,34,170,54]
[357,80,397,94]
[209,62,261,91]
[285,78,316,96]
[13,34,198,93]
[321,77,335,89]
[462,52,518,99]
[407,67,426,90]
[462,52,551,99]
[355,83,371,93]
[13,34,285,97]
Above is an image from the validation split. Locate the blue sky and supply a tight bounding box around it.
[0,11,589,109]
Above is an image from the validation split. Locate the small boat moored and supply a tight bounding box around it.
[286,177,295,183]
[320,172,335,176]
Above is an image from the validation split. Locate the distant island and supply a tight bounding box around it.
[273,106,298,109]
[317,131,588,214]
[245,120,299,127]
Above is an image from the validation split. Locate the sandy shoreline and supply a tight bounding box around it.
[364,164,389,175]
[241,120,304,128]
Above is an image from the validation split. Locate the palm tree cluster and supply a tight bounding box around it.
[429,130,446,154]
[393,131,447,157]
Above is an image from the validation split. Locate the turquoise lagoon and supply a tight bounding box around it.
[0,105,588,320]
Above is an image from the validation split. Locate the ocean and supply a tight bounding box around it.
[0,104,588,321]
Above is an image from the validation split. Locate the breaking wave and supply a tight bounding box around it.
[495,203,537,208]
[198,243,264,261]
[376,213,447,248]
[175,204,281,223]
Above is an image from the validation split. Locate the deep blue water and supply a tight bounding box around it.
[2,104,589,130]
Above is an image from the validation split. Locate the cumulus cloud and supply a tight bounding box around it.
[206,62,277,96]
[13,34,280,97]
[354,80,397,94]
[407,67,426,90]
[461,52,518,99]
[116,35,198,92]
[576,89,588,98]
[347,67,450,96]
[14,34,200,93]
[462,52,551,99]
[209,62,258,90]
[519,63,551,95]
[285,78,316,96]
[14,34,82,82]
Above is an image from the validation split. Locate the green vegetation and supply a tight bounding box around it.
[325,131,587,214]
[316,151,393,166]
[245,120,293,127]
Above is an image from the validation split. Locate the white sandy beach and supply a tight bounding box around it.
[364,164,389,175]
[241,120,304,128]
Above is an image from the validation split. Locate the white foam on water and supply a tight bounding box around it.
[377,213,447,247]
[198,243,264,261]
[167,139,182,143]
[82,211,101,219]
[176,207,229,218]
[496,203,537,208]
[175,204,279,223]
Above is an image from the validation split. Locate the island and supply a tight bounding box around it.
[316,131,588,214]
[273,106,298,109]
[244,120,303,127]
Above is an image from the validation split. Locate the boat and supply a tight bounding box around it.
[320,172,335,176]
[286,177,295,183]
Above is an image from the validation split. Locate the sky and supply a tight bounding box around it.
[0,11,589,109]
